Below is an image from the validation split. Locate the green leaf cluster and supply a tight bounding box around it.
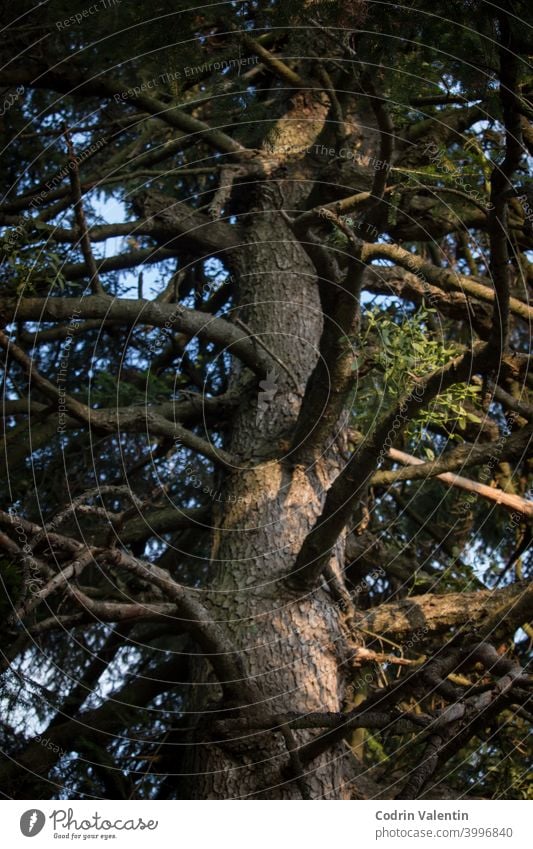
[352,305,482,441]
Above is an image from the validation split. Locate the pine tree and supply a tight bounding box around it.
[0,0,531,800]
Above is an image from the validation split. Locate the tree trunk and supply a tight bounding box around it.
[167,79,389,798]
[178,106,373,796]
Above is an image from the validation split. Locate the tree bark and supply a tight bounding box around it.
[177,130,364,797]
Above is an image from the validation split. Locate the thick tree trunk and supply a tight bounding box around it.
[175,92,384,801]
[178,197,354,798]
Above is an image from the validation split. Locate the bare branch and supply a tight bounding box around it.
[0,65,248,158]
[355,581,533,644]
[64,128,107,296]
[361,242,533,324]
[239,32,306,88]
[485,14,524,354]
[371,434,533,519]
[0,297,272,376]
[0,330,94,426]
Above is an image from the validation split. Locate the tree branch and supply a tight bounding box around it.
[0,64,248,158]
[362,266,493,338]
[355,581,533,644]
[289,342,492,591]
[239,32,306,88]
[98,549,259,708]
[0,297,272,376]
[485,13,524,355]
[371,432,533,519]
[64,128,107,296]
[361,242,533,324]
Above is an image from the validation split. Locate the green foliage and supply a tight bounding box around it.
[392,132,498,208]
[91,370,175,407]
[0,231,69,295]
[352,305,482,441]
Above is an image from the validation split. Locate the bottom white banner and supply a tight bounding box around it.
[4,799,532,848]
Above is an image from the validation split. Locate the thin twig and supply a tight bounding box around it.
[64,126,107,296]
